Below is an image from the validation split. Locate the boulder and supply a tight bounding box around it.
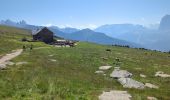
[145,83,159,89]
[140,74,146,78]
[110,70,132,78]
[49,59,57,62]
[147,96,158,100]
[95,70,104,74]
[5,61,15,66]
[16,62,28,65]
[99,90,132,100]
[118,78,145,89]
[99,66,112,70]
[0,64,6,69]
[155,71,170,78]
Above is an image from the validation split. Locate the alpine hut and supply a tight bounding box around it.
[32,27,54,44]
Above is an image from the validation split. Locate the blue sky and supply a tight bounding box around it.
[0,0,170,29]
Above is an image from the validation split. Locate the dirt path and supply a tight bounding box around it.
[0,49,23,69]
[34,47,51,50]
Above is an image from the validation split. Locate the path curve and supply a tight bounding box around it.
[0,49,23,69]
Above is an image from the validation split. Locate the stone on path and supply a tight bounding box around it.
[147,96,158,100]
[95,70,104,74]
[145,83,159,89]
[110,70,132,78]
[99,66,112,70]
[140,74,146,78]
[99,90,132,100]
[49,59,57,62]
[114,67,120,70]
[0,64,6,69]
[16,62,28,65]
[48,55,54,57]
[155,71,170,78]
[6,61,15,66]
[135,68,142,70]
[118,78,145,89]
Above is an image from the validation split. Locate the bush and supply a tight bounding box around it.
[21,37,28,42]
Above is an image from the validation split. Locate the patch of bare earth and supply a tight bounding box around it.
[0,49,23,69]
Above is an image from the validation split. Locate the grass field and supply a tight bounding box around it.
[0,25,170,100]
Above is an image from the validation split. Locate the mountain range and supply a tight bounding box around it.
[0,14,170,51]
[0,20,139,47]
[94,15,170,51]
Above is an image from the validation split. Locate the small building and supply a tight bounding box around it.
[32,27,54,44]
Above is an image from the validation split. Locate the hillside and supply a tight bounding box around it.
[0,25,31,55]
[0,26,170,99]
[0,25,47,55]
[49,28,140,47]
[0,20,141,48]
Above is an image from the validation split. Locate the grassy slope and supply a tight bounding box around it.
[0,25,48,55]
[0,26,170,100]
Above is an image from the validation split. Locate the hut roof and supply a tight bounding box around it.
[32,27,53,35]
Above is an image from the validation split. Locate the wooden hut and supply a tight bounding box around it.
[32,27,54,44]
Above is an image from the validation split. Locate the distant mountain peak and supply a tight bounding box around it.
[159,14,170,31]
[81,28,93,32]
[18,20,27,25]
[0,19,28,26]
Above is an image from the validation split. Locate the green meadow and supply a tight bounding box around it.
[0,25,170,100]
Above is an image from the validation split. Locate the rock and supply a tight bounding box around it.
[0,61,15,69]
[99,90,132,100]
[114,67,120,70]
[48,55,54,57]
[0,64,6,69]
[147,96,158,100]
[49,59,57,62]
[140,74,146,78]
[155,71,170,78]
[99,66,112,70]
[110,70,132,78]
[145,83,159,89]
[135,68,142,70]
[16,62,28,65]
[95,70,104,74]
[5,61,15,66]
[118,78,145,89]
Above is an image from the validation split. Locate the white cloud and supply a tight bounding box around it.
[64,24,98,29]
[42,23,53,27]
[58,24,74,28]
[43,23,98,30]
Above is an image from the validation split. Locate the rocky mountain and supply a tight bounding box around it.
[51,28,140,47]
[94,24,148,44]
[59,27,80,33]
[159,15,170,31]
[94,16,170,51]
[0,20,137,47]
[0,19,40,30]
